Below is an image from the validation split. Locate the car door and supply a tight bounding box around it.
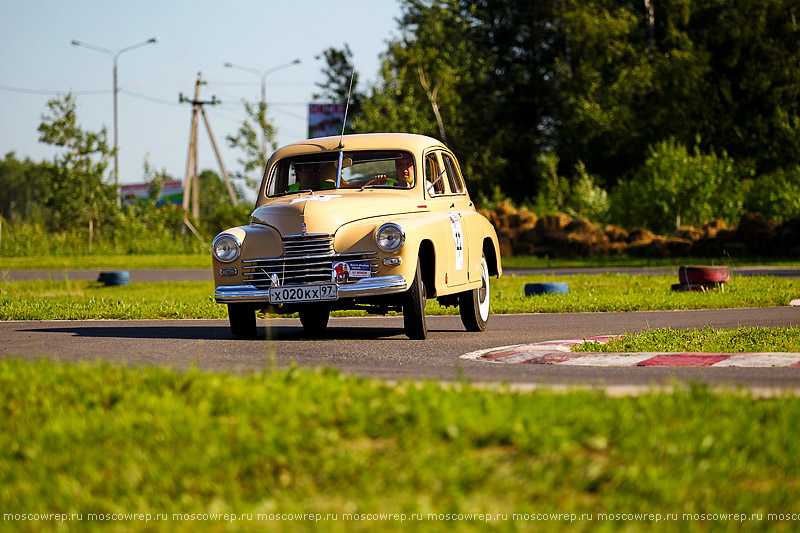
[424,150,469,287]
[441,151,488,286]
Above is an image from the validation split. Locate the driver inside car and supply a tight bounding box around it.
[368,153,415,188]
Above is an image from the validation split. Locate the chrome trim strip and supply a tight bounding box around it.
[337,275,407,298]
[214,275,407,304]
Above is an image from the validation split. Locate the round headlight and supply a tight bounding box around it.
[213,234,241,263]
[376,223,405,253]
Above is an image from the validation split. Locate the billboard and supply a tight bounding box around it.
[120,180,184,206]
[308,103,346,138]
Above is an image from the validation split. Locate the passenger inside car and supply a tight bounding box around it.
[289,163,334,191]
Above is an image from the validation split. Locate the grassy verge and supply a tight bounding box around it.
[0,254,210,270]
[0,280,224,320]
[574,327,800,353]
[500,255,800,269]
[1,274,797,320]
[3,254,800,271]
[2,359,799,532]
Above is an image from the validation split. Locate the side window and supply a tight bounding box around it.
[424,153,445,196]
[442,153,465,194]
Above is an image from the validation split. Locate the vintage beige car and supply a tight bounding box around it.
[212,133,502,339]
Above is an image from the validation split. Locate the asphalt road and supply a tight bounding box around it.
[3,307,799,392]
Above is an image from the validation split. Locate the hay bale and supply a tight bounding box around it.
[778,215,800,249]
[627,227,656,245]
[737,212,776,254]
[604,225,629,243]
[628,236,670,257]
[666,237,693,256]
[535,213,573,235]
[677,226,703,242]
[702,219,727,239]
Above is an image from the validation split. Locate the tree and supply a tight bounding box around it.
[0,153,56,224]
[358,0,503,199]
[610,138,744,233]
[37,93,115,229]
[355,0,800,208]
[226,99,278,193]
[314,44,364,133]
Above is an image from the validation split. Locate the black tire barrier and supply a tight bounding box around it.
[97,271,130,287]
[525,282,569,296]
[678,266,730,284]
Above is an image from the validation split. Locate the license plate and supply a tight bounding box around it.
[269,283,338,304]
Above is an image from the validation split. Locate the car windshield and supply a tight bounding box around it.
[266,151,416,196]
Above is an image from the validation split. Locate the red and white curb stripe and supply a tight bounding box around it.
[461,336,800,367]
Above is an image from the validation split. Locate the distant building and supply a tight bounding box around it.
[308,103,346,138]
[120,180,183,206]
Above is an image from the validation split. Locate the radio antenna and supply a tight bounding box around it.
[338,70,355,148]
[336,70,355,187]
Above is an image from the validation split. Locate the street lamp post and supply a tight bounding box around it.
[223,58,301,154]
[72,37,158,207]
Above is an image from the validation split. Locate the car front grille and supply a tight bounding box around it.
[242,233,378,287]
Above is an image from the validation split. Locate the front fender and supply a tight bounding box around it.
[212,224,283,287]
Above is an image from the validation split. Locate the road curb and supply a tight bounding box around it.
[461,337,800,367]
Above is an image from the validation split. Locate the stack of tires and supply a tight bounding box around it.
[671,266,730,292]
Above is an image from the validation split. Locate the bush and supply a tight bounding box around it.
[743,166,800,223]
[610,139,744,234]
[0,206,207,257]
[533,154,610,222]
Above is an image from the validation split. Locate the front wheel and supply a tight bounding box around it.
[403,260,428,339]
[228,303,257,339]
[299,305,330,336]
[459,254,490,332]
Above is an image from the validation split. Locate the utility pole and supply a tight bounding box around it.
[179,73,239,220]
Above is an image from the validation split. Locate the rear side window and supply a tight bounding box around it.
[442,153,465,194]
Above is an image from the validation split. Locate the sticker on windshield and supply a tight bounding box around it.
[447,213,464,271]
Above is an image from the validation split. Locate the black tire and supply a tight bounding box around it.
[228,303,257,339]
[299,305,330,336]
[460,254,491,332]
[403,260,428,340]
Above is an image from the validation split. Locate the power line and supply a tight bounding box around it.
[0,84,111,96]
[119,89,183,107]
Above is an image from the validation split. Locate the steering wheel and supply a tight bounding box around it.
[363,174,389,187]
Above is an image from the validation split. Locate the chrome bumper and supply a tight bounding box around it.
[215,275,408,304]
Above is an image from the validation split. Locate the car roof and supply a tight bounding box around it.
[268,133,448,163]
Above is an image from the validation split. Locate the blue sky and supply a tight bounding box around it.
[1,0,402,189]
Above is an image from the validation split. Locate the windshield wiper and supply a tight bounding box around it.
[360,184,396,191]
[273,189,314,197]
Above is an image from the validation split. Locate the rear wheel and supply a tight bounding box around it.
[403,260,428,340]
[299,305,330,336]
[459,254,490,332]
[228,303,257,339]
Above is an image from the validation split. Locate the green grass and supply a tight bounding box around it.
[500,254,800,269]
[0,280,224,320]
[0,254,210,270]
[482,273,798,314]
[574,326,800,353]
[1,274,797,320]
[2,359,799,532]
[2,253,800,271]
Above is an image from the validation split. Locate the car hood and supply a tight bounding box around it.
[250,191,421,236]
